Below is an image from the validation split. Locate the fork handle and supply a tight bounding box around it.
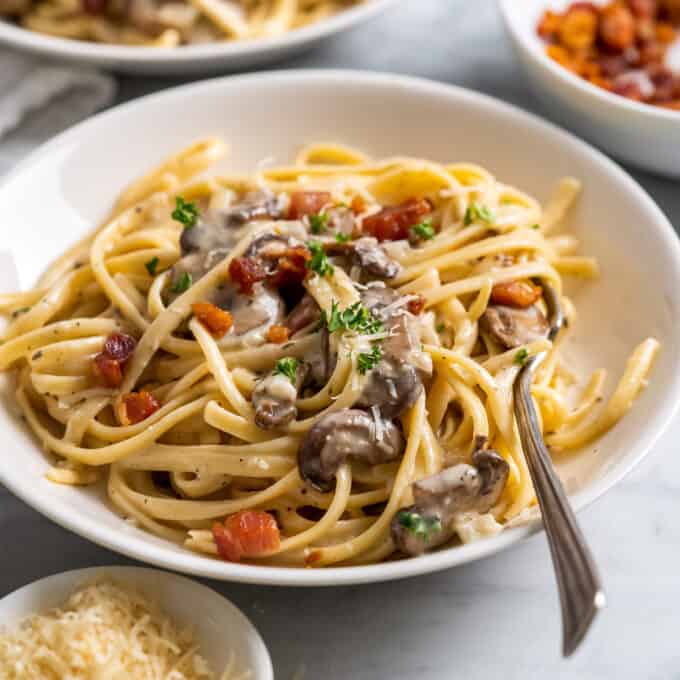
[514,362,605,657]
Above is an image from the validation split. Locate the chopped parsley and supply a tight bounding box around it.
[171,272,192,293]
[272,357,299,384]
[410,218,436,241]
[436,322,445,333]
[463,202,495,226]
[306,240,334,278]
[145,256,160,276]
[335,233,351,243]
[532,223,541,230]
[171,196,199,228]
[308,212,328,235]
[357,344,383,374]
[514,348,529,366]
[397,509,442,540]
[319,300,384,335]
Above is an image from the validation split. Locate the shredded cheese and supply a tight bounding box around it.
[0,580,248,680]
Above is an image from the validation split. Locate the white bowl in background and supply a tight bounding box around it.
[0,70,679,586]
[498,0,680,178]
[0,566,273,679]
[0,0,395,76]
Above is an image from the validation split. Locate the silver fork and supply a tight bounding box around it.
[512,283,605,657]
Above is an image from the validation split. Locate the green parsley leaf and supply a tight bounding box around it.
[357,344,383,374]
[335,233,351,243]
[410,218,436,241]
[397,510,442,540]
[272,357,299,384]
[145,256,160,276]
[308,212,328,235]
[306,240,334,278]
[514,348,529,366]
[532,223,541,230]
[464,202,495,226]
[171,196,199,228]
[171,272,193,293]
[318,300,384,335]
[436,322,445,333]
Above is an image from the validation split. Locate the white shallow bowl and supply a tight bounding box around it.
[0,0,394,76]
[0,566,273,679]
[498,0,680,178]
[1,70,680,586]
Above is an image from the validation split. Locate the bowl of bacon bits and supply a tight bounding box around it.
[498,0,680,177]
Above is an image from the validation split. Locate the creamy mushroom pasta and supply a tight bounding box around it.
[0,139,658,567]
[0,0,363,47]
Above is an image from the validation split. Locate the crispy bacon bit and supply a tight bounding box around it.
[118,390,161,426]
[266,325,290,344]
[600,3,636,50]
[93,354,122,388]
[490,281,543,308]
[212,510,281,562]
[82,0,107,13]
[362,198,432,242]
[192,302,233,338]
[559,5,598,49]
[288,191,331,220]
[228,256,267,295]
[407,294,427,315]
[351,195,368,214]
[268,246,312,288]
[92,332,136,388]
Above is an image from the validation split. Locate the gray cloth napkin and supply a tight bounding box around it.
[0,49,116,172]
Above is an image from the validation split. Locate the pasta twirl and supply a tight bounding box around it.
[0,139,658,567]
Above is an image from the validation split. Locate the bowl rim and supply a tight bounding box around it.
[1,69,680,586]
[0,566,274,679]
[497,0,680,123]
[0,0,395,65]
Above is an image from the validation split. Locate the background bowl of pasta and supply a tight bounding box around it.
[0,70,679,586]
[0,0,396,75]
[498,0,680,177]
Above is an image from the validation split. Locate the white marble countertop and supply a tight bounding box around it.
[2,1,679,678]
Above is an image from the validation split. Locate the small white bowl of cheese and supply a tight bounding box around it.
[0,566,273,680]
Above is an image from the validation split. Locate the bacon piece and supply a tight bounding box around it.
[600,3,636,51]
[490,281,543,308]
[212,510,281,562]
[268,246,311,288]
[351,195,368,214]
[93,354,123,388]
[118,390,161,426]
[82,0,107,13]
[228,256,267,295]
[558,5,598,49]
[362,198,432,242]
[537,10,563,39]
[92,332,136,388]
[266,325,290,344]
[407,294,427,316]
[192,302,233,338]
[288,191,331,220]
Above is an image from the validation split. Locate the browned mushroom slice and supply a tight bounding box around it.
[391,449,509,556]
[253,362,308,430]
[479,304,549,349]
[285,294,320,335]
[353,237,402,279]
[298,409,405,492]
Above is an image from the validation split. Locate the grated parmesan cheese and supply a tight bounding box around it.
[0,580,248,680]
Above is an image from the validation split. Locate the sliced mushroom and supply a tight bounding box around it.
[286,293,320,335]
[253,362,308,430]
[213,281,284,336]
[298,409,405,491]
[353,237,402,279]
[356,290,432,419]
[391,448,509,556]
[479,304,549,349]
